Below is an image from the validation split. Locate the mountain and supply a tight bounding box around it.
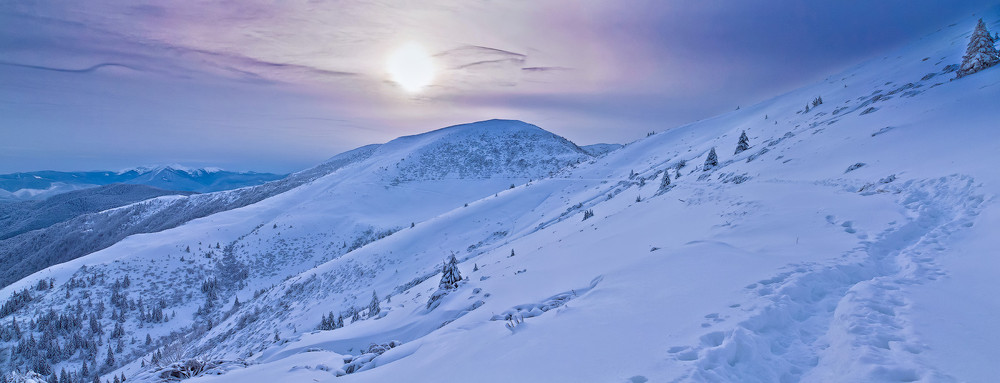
[0,119,589,289]
[0,145,380,289]
[0,184,196,241]
[0,167,286,202]
[4,10,1000,383]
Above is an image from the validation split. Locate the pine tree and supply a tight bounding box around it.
[957,18,1000,78]
[104,345,115,367]
[704,147,718,171]
[659,169,671,191]
[735,130,750,155]
[439,254,462,290]
[145,334,152,346]
[368,291,381,318]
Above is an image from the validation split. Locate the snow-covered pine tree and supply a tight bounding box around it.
[104,345,115,367]
[704,147,718,171]
[735,131,750,155]
[659,169,671,191]
[368,291,381,317]
[439,254,462,290]
[957,18,1000,78]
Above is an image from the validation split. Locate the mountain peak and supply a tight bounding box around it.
[375,120,590,181]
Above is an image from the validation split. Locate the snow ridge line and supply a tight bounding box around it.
[667,175,983,383]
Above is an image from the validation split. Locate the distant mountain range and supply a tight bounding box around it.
[0,166,286,202]
[0,183,196,241]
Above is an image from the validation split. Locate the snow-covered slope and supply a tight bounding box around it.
[4,10,1000,383]
[580,143,624,157]
[0,145,378,289]
[0,184,195,241]
[0,120,592,380]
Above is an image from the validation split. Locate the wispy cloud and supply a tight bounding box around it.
[0,0,995,173]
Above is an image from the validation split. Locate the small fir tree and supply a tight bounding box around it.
[704,147,718,171]
[439,254,462,290]
[735,131,750,155]
[659,169,671,191]
[957,18,1000,78]
[368,291,381,318]
[104,345,115,367]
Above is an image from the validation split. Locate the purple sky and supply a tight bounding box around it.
[0,1,995,173]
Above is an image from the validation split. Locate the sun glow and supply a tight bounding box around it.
[386,42,435,93]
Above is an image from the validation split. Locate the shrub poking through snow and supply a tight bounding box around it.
[582,209,595,221]
[845,162,866,173]
[704,147,718,171]
[342,341,402,374]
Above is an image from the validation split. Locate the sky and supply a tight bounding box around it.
[0,0,996,173]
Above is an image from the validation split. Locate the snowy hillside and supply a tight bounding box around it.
[0,120,593,381]
[0,146,378,289]
[580,143,624,157]
[0,184,195,241]
[4,9,1000,383]
[0,167,285,202]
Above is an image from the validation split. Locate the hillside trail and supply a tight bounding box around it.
[668,175,985,383]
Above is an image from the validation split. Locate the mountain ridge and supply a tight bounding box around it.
[0,167,286,202]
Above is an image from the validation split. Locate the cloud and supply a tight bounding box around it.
[1,0,996,173]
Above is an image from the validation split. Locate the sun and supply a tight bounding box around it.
[386,42,435,93]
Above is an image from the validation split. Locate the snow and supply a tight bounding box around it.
[4,7,1000,383]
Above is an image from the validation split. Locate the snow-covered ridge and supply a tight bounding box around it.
[0,167,286,202]
[366,119,591,182]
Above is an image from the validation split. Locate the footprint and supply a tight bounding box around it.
[667,346,689,354]
[700,331,726,347]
